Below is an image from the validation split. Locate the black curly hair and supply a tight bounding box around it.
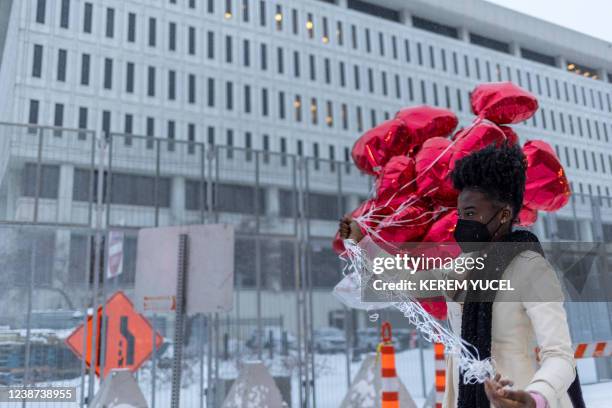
[451,142,527,220]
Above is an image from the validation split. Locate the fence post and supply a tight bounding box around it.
[170,234,189,408]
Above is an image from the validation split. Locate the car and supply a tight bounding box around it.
[313,327,347,354]
[246,326,297,353]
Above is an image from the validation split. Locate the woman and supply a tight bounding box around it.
[339,143,585,408]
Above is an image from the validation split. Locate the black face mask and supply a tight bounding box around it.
[453,209,503,253]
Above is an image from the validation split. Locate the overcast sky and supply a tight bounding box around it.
[487,0,612,43]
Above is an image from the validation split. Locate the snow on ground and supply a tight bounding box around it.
[3,350,611,407]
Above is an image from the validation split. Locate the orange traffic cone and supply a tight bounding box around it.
[380,322,399,408]
[434,342,445,408]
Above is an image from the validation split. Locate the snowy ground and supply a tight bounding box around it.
[3,350,610,407]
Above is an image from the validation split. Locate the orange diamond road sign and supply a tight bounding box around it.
[65,291,163,378]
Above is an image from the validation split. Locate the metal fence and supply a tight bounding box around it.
[0,123,610,407]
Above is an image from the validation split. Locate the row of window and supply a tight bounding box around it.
[27,56,612,141]
[29,1,612,114]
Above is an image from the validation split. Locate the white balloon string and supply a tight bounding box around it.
[339,238,496,384]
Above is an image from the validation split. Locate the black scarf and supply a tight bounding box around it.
[457,230,586,408]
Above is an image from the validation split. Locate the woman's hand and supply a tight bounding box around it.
[485,374,536,408]
[338,217,365,243]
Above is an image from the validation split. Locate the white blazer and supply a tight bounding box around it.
[358,238,576,408]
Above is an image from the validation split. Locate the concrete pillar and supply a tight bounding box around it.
[265,186,280,217]
[557,55,568,70]
[458,27,469,42]
[337,0,348,7]
[509,42,521,57]
[57,164,74,223]
[598,68,608,82]
[170,176,186,224]
[54,164,74,290]
[399,9,412,26]
[346,194,360,213]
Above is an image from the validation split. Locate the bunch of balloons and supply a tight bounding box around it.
[333,82,572,319]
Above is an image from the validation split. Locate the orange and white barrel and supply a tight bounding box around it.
[434,342,446,408]
[380,322,399,408]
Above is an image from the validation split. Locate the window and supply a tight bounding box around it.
[259,0,266,26]
[275,5,283,31]
[167,120,175,151]
[408,77,414,101]
[207,78,215,106]
[243,0,250,22]
[36,0,46,23]
[126,62,134,93]
[391,36,397,59]
[326,101,333,127]
[83,3,93,33]
[226,129,234,159]
[207,31,214,59]
[168,70,176,100]
[310,98,319,125]
[367,68,374,93]
[324,58,330,83]
[102,110,111,135]
[190,0,196,8]
[337,21,344,45]
[520,48,556,66]
[60,0,70,28]
[429,45,435,68]
[24,164,59,199]
[188,27,196,55]
[323,17,329,43]
[147,66,156,96]
[306,13,314,39]
[381,71,388,96]
[55,49,67,82]
[28,100,39,132]
[226,81,233,110]
[309,55,316,81]
[53,103,64,136]
[243,39,251,66]
[294,95,302,122]
[262,88,269,116]
[78,107,88,139]
[187,124,196,155]
[339,62,346,87]
[365,28,371,53]
[225,35,233,64]
[127,13,136,42]
[412,16,458,38]
[124,114,133,144]
[277,47,284,74]
[103,58,113,89]
[469,33,509,53]
[105,8,115,38]
[416,43,422,65]
[347,0,400,22]
[148,17,156,47]
[245,132,252,161]
[351,25,358,49]
[395,74,401,99]
[244,85,251,113]
[80,53,90,85]
[146,117,155,149]
[279,91,286,119]
[420,80,427,103]
[262,134,270,163]
[32,44,43,78]
[207,0,214,13]
[188,74,196,103]
[293,51,300,77]
[292,8,298,34]
[169,22,177,51]
[261,44,267,70]
[356,106,363,131]
[207,126,215,145]
[353,65,360,90]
